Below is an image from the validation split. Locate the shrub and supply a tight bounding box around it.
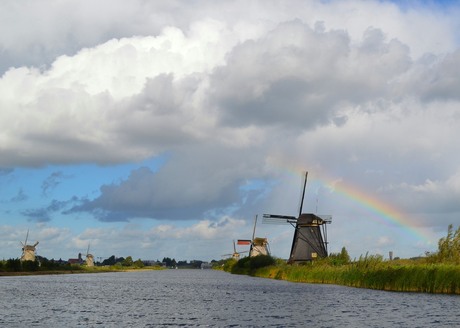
[232,255,276,275]
[222,258,237,272]
[134,259,144,268]
[5,258,22,272]
[21,260,39,271]
[249,255,276,270]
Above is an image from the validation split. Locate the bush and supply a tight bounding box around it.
[232,255,276,275]
[222,258,237,272]
[249,255,276,270]
[134,259,144,268]
[21,260,39,271]
[5,258,22,272]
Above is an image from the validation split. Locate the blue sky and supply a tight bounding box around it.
[1,0,460,262]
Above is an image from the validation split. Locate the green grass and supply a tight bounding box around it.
[220,255,460,294]
[251,260,460,294]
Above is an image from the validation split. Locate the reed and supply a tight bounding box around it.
[252,259,460,294]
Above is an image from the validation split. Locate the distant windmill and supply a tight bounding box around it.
[85,244,95,267]
[222,240,248,260]
[20,230,39,262]
[263,171,331,263]
[237,215,270,257]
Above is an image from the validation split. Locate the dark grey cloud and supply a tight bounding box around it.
[67,144,272,222]
[41,171,66,196]
[67,165,231,222]
[210,21,412,130]
[11,189,27,202]
[22,197,78,222]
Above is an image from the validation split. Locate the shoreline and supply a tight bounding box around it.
[0,266,164,277]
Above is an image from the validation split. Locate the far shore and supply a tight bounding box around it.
[0,266,165,277]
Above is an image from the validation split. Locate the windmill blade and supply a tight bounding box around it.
[298,171,308,217]
[262,214,297,225]
[251,215,258,242]
[86,243,91,256]
[24,229,29,246]
[233,240,236,253]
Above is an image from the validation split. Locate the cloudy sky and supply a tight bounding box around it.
[1,0,460,262]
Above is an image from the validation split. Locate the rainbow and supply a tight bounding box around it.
[272,164,435,245]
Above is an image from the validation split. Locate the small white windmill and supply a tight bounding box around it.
[85,244,94,267]
[235,215,271,258]
[20,230,39,262]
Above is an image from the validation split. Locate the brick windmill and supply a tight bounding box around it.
[20,230,39,262]
[85,244,95,267]
[263,171,331,263]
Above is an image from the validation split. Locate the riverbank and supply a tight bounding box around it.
[255,262,460,294]
[222,255,460,295]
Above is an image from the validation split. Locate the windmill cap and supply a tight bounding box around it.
[298,213,326,226]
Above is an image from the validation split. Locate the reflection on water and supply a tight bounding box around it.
[1,269,459,327]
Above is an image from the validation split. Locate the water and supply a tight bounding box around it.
[1,269,459,327]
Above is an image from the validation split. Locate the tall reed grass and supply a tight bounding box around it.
[252,256,460,294]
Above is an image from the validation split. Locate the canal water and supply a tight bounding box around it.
[1,269,459,327]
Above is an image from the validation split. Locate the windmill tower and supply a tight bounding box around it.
[237,215,270,257]
[263,171,331,263]
[20,230,39,262]
[85,244,95,267]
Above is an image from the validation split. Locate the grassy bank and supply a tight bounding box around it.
[222,255,460,294]
[255,261,460,294]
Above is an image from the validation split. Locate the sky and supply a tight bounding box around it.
[1,0,460,262]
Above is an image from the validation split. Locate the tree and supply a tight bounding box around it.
[21,260,39,271]
[162,257,176,267]
[134,259,144,268]
[434,224,460,263]
[122,256,134,267]
[339,247,351,264]
[327,247,351,265]
[102,255,117,266]
[5,258,21,272]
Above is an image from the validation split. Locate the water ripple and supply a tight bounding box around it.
[1,270,460,327]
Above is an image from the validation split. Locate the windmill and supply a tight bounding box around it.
[237,215,270,257]
[85,244,95,267]
[20,230,39,262]
[263,171,331,263]
[221,240,248,260]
